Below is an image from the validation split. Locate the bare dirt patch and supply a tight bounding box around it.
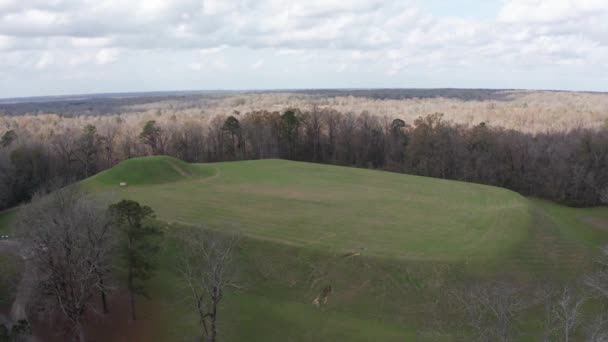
[30,294,161,342]
[583,217,608,231]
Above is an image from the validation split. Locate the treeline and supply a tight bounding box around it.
[1,108,607,210]
[285,88,517,101]
[0,91,223,116]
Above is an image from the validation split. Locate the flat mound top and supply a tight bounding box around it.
[90,158,532,261]
[84,156,214,187]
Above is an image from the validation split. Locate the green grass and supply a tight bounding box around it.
[0,209,16,235]
[8,156,608,340]
[531,198,608,248]
[82,155,214,188]
[150,227,456,341]
[80,157,608,340]
[0,209,18,308]
[87,157,532,263]
[0,254,18,308]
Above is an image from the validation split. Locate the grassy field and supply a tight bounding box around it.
[4,156,608,340]
[0,209,18,312]
[0,209,16,235]
[84,157,532,263]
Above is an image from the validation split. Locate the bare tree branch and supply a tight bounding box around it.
[15,187,115,342]
[175,228,239,342]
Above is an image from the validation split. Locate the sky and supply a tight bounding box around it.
[0,0,607,98]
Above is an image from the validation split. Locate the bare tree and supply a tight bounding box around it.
[176,229,239,342]
[585,246,608,300]
[73,125,99,178]
[600,188,608,205]
[543,285,586,342]
[454,280,526,342]
[587,315,608,342]
[16,188,115,342]
[584,246,608,342]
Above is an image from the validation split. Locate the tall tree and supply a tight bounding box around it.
[177,229,239,342]
[386,118,407,169]
[9,144,51,204]
[139,120,165,155]
[302,108,323,161]
[17,188,114,342]
[108,200,162,321]
[74,125,99,178]
[280,110,299,159]
[222,116,242,159]
[1,130,17,148]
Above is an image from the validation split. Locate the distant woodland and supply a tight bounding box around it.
[1,90,607,210]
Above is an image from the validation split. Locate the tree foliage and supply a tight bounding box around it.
[139,120,165,154]
[108,199,162,321]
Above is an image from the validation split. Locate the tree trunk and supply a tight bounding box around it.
[210,287,218,342]
[127,234,137,322]
[129,289,136,321]
[76,322,86,342]
[100,287,109,314]
[128,262,136,321]
[99,277,110,314]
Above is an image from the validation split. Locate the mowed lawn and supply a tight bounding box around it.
[4,156,608,340]
[0,209,16,235]
[85,156,532,262]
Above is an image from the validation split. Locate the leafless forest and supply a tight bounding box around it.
[1,90,608,211]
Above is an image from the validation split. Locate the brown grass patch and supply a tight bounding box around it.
[583,217,608,231]
[29,293,161,342]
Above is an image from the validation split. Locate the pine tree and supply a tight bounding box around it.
[109,200,162,321]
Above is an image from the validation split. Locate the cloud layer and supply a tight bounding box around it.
[0,0,606,97]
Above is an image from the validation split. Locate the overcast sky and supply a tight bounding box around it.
[0,0,607,98]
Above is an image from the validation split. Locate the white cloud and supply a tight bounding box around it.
[0,9,69,36]
[71,37,114,48]
[0,34,13,49]
[95,48,119,65]
[198,46,226,55]
[188,62,202,71]
[35,51,53,69]
[498,0,608,23]
[250,59,264,70]
[212,59,228,70]
[0,0,606,96]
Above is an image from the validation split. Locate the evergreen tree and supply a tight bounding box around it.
[109,200,162,321]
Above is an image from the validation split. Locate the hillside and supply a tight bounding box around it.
[0,210,15,235]
[4,156,608,340]
[83,155,213,187]
[85,157,532,262]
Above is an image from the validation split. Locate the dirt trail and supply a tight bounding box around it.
[167,160,191,178]
[168,161,221,184]
[199,166,221,184]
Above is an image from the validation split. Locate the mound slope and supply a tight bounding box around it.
[84,156,213,187]
[87,158,532,262]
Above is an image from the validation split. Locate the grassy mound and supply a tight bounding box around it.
[92,158,532,262]
[83,156,214,187]
[5,157,608,340]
